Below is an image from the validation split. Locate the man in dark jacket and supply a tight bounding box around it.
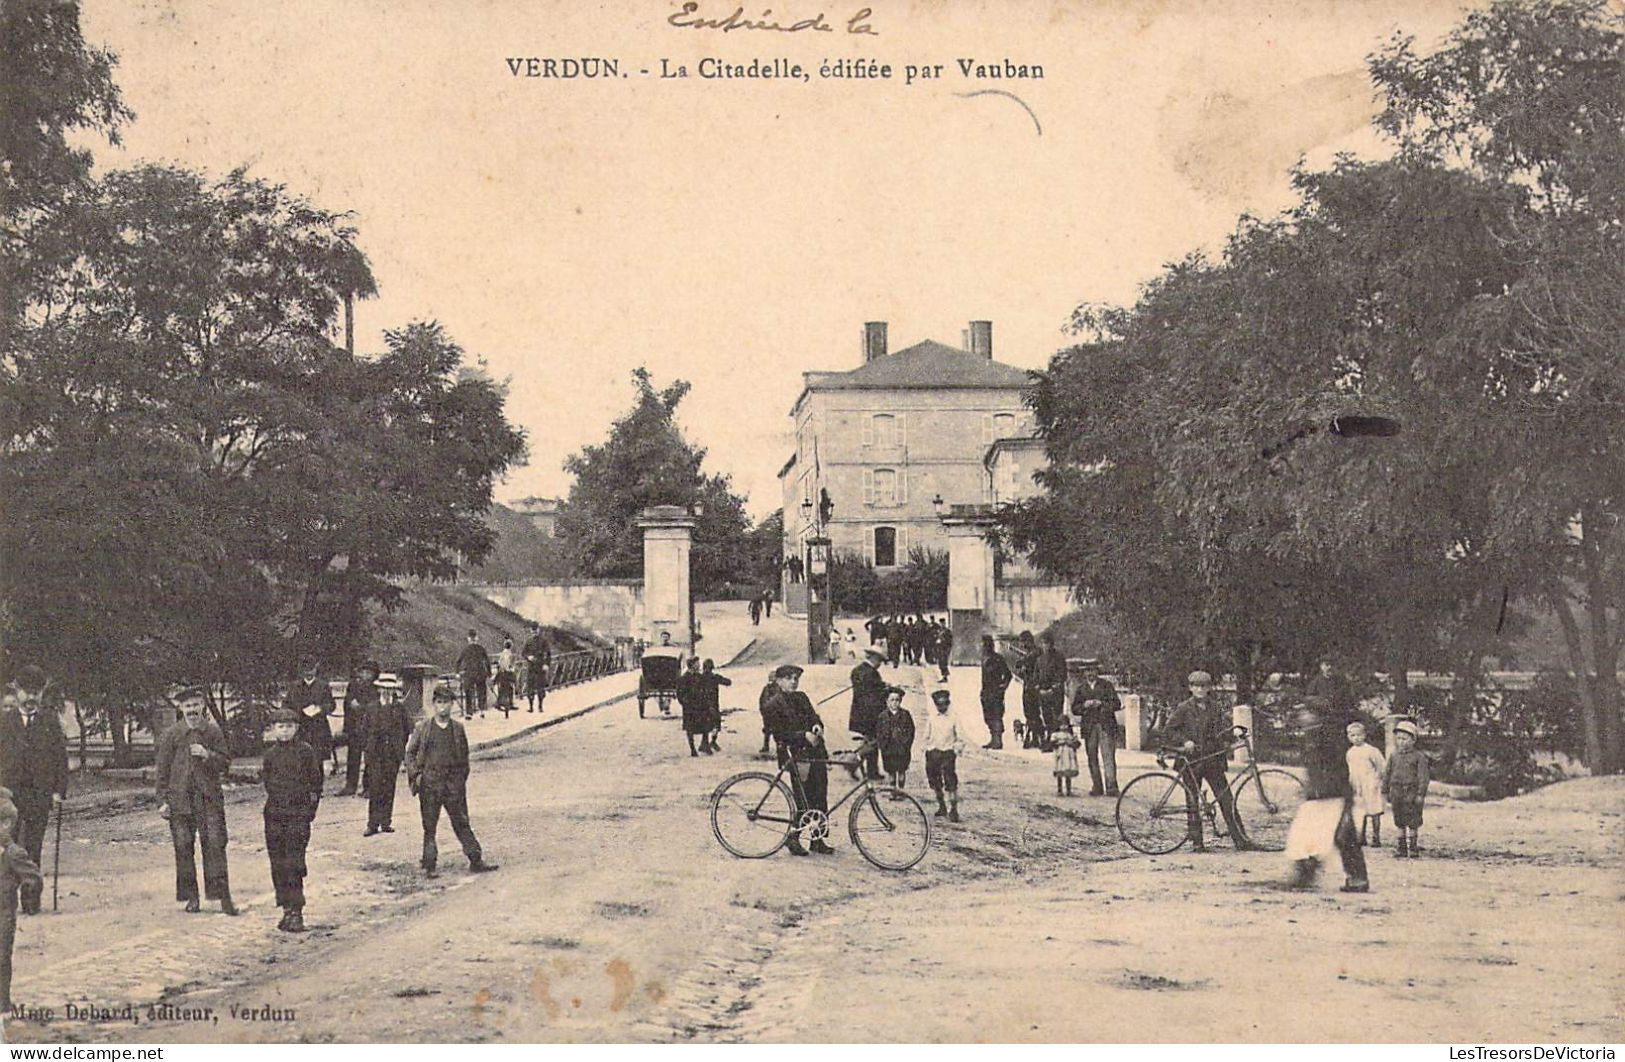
[848,646,889,780]
[934,623,953,681]
[760,665,833,856]
[979,636,1012,749]
[364,674,413,835]
[340,661,381,797]
[405,686,498,877]
[885,617,904,668]
[1033,633,1068,751]
[1012,631,1043,748]
[155,688,237,915]
[1072,659,1123,796]
[284,659,333,774]
[261,708,323,932]
[522,622,552,713]
[1155,670,1261,851]
[456,630,491,718]
[0,666,68,914]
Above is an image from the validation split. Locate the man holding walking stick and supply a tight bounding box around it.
[0,665,68,916]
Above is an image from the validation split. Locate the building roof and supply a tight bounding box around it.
[793,339,1033,413]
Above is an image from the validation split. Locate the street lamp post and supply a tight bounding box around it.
[802,495,832,664]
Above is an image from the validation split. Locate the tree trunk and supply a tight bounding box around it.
[1549,584,1605,771]
[108,701,133,768]
[1578,506,1621,773]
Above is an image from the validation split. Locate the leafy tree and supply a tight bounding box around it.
[1372,0,1624,769]
[0,0,132,331]
[556,367,753,595]
[2,163,524,755]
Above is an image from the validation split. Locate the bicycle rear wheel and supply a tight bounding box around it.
[849,787,931,871]
[1233,767,1306,851]
[1115,772,1192,855]
[711,771,797,859]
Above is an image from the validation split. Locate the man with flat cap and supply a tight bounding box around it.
[156,686,238,915]
[760,665,834,856]
[1155,670,1262,851]
[848,646,889,781]
[1071,658,1122,796]
[979,636,1012,750]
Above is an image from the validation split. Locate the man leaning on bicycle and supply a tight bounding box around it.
[1153,670,1265,852]
[760,664,836,857]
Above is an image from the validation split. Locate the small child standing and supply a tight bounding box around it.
[1383,719,1430,858]
[1345,721,1387,846]
[0,787,45,1014]
[1052,723,1080,796]
[922,689,966,822]
[261,709,323,932]
[875,686,916,790]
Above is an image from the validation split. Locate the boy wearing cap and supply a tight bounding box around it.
[405,686,498,877]
[1383,720,1430,858]
[1156,671,1261,852]
[261,709,323,932]
[156,687,238,915]
[922,689,966,822]
[364,674,413,836]
[284,659,334,775]
[875,686,916,790]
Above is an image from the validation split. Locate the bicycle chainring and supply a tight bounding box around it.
[796,810,830,842]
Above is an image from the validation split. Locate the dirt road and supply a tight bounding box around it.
[6,656,1621,1043]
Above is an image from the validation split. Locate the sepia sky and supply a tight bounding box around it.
[80,0,1477,518]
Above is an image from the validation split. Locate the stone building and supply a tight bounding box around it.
[779,320,1035,610]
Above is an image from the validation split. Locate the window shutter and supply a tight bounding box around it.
[898,468,908,506]
[982,413,994,444]
[897,525,908,564]
[862,468,874,506]
[866,526,876,565]
[861,415,874,446]
[896,412,907,450]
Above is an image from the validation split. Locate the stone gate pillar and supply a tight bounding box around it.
[941,508,998,666]
[637,505,697,649]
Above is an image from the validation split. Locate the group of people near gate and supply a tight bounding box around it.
[451,624,554,720]
[863,613,954,680]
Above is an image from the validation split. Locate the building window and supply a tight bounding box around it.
[862,467,906,507]
[873,525,898,568]
[862,413,905,448]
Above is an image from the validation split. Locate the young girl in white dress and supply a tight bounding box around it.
[1345,721,1387,846]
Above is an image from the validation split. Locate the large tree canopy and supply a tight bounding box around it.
[556,368,752,595]
[2,162,524,751]
[1003,0,1622,768]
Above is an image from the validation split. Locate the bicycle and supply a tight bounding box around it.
[1115,725,1306,854]
[710,745,933,871]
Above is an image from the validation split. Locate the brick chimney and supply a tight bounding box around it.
[863,321,888,363]
[969,320,993,359]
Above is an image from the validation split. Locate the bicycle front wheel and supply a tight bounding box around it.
[1233,767,1306,851]
[849,787,931,871]
[711,771,797,859]
[1115,772,1192,855]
